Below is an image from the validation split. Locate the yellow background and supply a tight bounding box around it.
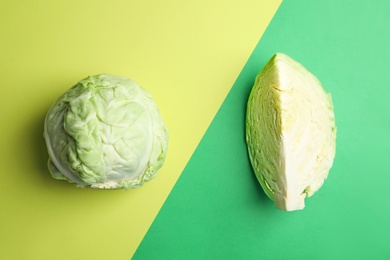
[0,0,281,259]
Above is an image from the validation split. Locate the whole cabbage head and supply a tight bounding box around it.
[246,53,336,211]
[44,74,168,189]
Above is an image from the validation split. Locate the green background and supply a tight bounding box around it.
[134,0,390,259]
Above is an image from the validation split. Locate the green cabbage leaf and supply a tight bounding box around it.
[44,74,168,189]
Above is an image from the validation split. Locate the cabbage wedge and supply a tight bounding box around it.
[246,53,336,211]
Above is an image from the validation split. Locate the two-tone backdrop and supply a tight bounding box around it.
[1,0,389,259]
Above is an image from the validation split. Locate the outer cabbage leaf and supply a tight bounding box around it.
[44,74,168,189]
[246,53,336,211]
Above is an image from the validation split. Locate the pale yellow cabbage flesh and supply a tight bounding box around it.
[246,53,336,211]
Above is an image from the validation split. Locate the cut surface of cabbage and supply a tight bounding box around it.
[246,53,336,211]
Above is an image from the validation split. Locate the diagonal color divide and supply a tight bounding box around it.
[134,0,390,259]
[0,0,281,259]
